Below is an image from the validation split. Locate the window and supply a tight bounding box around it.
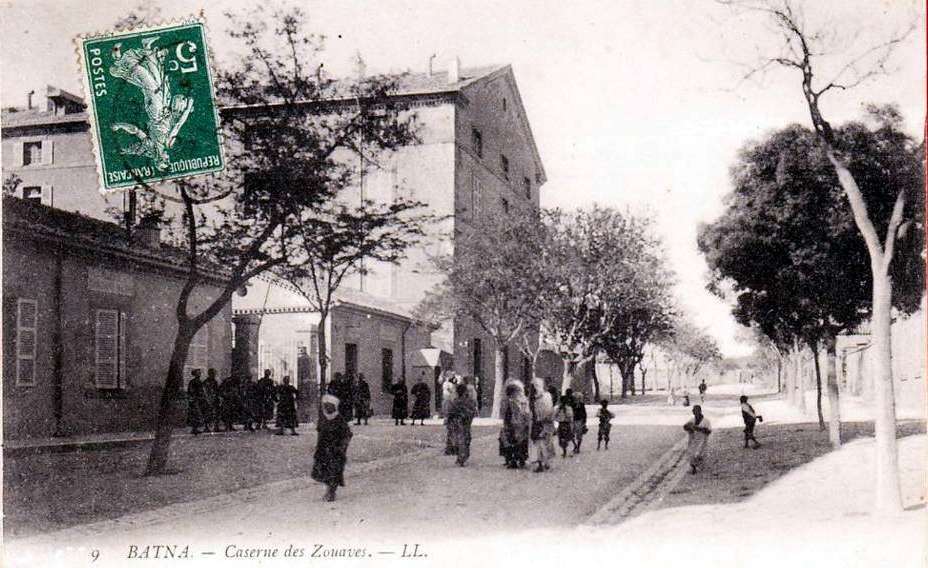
[471,173,482,219]
[501,198,510,214]
[95,309,128,389]
[15,299,38,386]
[23,186,42,204]
[535,172,542,185]
[184,324,209,380]
[523,177,531,199]
[500,155,509,180]
[381,348,394,392]
[502,97,508,112]
[471,128,483,158]
[22,141,42,166]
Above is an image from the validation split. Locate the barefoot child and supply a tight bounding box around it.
[554,395,574,458]
[311,394,353,501]
[596,400,614,450]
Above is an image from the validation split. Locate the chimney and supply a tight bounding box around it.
[27,90,35,110]
[134,217,161,249]
[448,57,461,84]
[427,54,437,77]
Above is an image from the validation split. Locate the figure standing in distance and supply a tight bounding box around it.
[740,395,762,449]
[353,373,371,426]
[391,379,409,426]
[311,394,353,502]
[186,369,206,436]
[447,383,477,466]
[698,379,708,404]
[571,392,587,454]
[442,375,459,455]
[683,405,712,474]
[218,374,241,431]
[240,374,259,432]
[554,394,575,459]
[340,373,356,424]
[275,376,299,436]
[202,368,221,433]
[256,369,277,430]
[410,374,431,426]
[529,377,555,473]
[596,399,614,450]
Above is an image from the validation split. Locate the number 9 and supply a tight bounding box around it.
[91,549,100,563]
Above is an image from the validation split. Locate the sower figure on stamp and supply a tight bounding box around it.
[740,395,762,449]
[202,368,221,433]
[683,405,712,474]
[186,369,206,436]
[275,376,299,436]
[311,394,353,502]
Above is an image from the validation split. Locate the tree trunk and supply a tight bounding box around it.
[776,357,782,393]
[491,345,506,419]
[317,313,329,419]
[618,362,633,398]
[561,358,573,393]
[811,341,826,431]
[589,360,601,402]
[641,369,647,395]
[872,272,903,512]
[145,326,194,475]
[825,335,842,448]
[795,343,807,414]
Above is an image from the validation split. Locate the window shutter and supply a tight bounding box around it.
[41,140,53,165]
[16,299,38,386]
[95,309,119,388]
[119,312,128,389]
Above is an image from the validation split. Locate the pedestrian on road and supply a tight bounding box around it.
[447,383,477,466]
[202,368,221,433]
[353,373,372,426]
[186,369,207,435]
[391,379,409,426]
[257,369,277,430]
[596,400,614,450]
[499,380,530,469]
[554,395,575,458]
[572,392,588,454]
[668,387,677,406]
[442,375,459,455]
[311,394,353,502]
[241,375,260,432]
[219,374,241,431]
[698,380,707,404]
[410,374,431,425]
[683,404,712,474]
[529,377,555,473]
[275,376,299,435]
[740,395,762,449]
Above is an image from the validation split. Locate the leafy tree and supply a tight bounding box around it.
[719,0,923,514]
[2,172,22,196]
[416,208,550,418]
[664,318,722,388]
[142,7,418,475]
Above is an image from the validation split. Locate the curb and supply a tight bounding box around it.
[583,434,688,526]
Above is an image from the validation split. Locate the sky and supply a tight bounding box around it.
[2,0,925,356]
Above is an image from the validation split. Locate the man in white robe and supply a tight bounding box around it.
[683,405,712,474]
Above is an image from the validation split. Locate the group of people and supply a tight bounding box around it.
[388,375,434,426]
[325,372,373,426]
[682,394,763,475]
[186,368,300,436]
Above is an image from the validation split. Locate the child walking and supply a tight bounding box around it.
[311,394,353,502]
[554,395,575,458]
[596,400,614,450]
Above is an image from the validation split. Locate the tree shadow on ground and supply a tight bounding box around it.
[659,419,925,509]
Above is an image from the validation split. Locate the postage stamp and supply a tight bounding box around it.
[77,21,224,192]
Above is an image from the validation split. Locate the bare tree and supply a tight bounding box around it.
[719,0,922,512]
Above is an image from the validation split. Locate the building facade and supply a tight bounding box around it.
[2,196,232,439]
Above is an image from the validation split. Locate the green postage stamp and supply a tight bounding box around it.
[78,21,224,191]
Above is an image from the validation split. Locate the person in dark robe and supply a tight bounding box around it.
[340,374,355,422]
[275,376,299,435]
[410,375,431,425]
[572,392,588,454]
[202,368,221,433]
[391,380,408,425]
[311,394,353,502]
[219,374,241,431]
[499,380,530,469]
[353,373,372,426]
[186,369,207,435]
[256,369,277,429]
[447,383,478,466]
[554,394,575,458]
[241,375,260,432]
